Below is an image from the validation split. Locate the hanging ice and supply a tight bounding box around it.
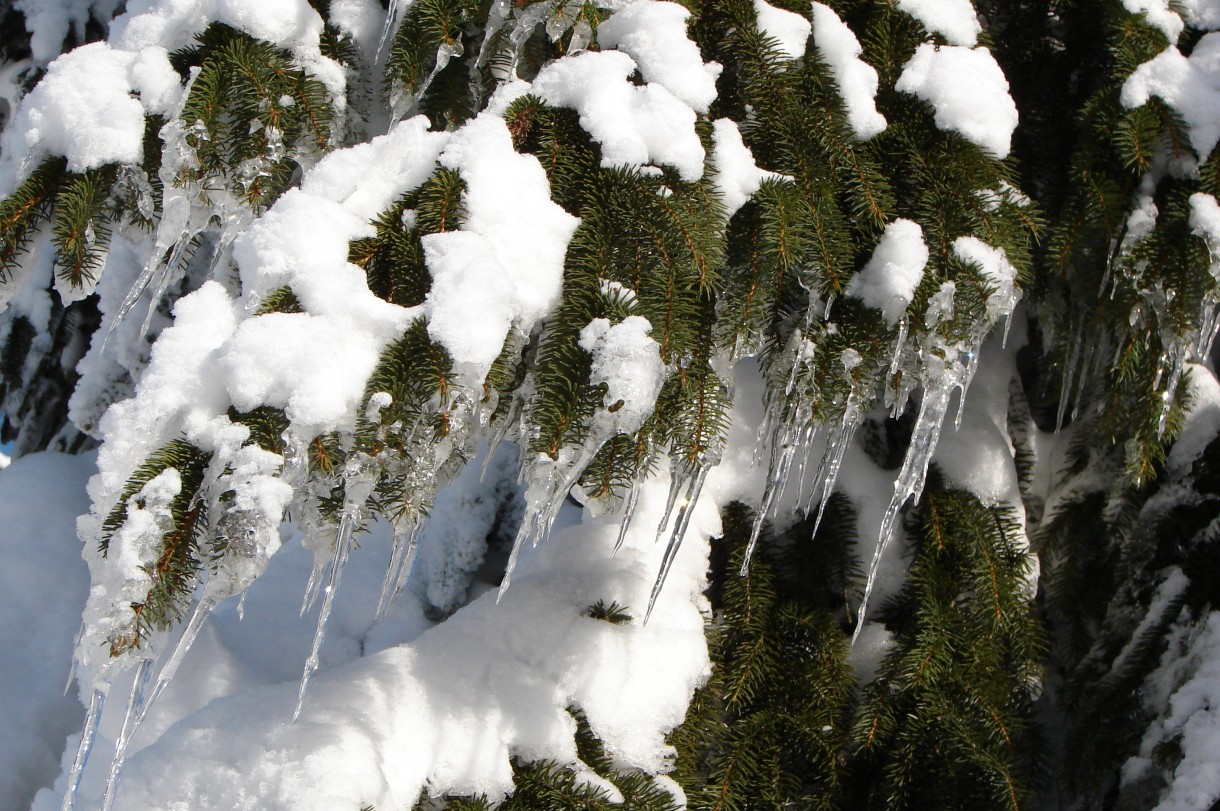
[60,688,106,811]
[99,658,153,811]
[294,462,378,721]
[645,461,712,623]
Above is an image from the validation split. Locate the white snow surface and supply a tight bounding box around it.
[579,316,666,435]
[15,0,120,62]
[1180,0,1220,30]
[1167,363,1220,473]
[752,0,811,61]
[529,49,708,182]
[0,453,92,811]
[810,3,887,140]
[596,1,722,115]
[2,42,180,175]
[845,218,928,325]
[1122,0,1185,42]
[895,0,981,47]
[42,361,773,810]
[951,236,1020,321]
[896,44,1018,159]
[1122,34,1220,160]
[711,119,764,217]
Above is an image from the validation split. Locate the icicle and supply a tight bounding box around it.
[740,423,799,576]
[376,519,426,619]
[374,0,406,62]
[1055,325,1083,432]
[655,468,690,541]
[854,379,957,643]
[1156,341,1188,438]
[61,687,106,811]
[142,596,217,718]
[645,463,711,623]
[507,2,554,78]
[99,659,153,811]
[612,479,643,555]
[294,465,376,721]
[806,395,863,539]
[294,512,354,722]
[498,438,603,599]
[1069,339,1096,425]
[391,42,462,125]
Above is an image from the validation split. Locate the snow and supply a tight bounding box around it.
[845,218,928,326]
[530,50,708,182]
[711,118,768,218]
[896,0,981,47]
[895,44,1018,160]
[1122,0,1185,42]
[1189,192,1220,271]
[111,0,345,95]
[596,1,722,115]
[2,42,181,175]
[1167,363,1220,473]
[810,3,887,140]
[1180,0,1220,30]
[428,112,580,380]
[951,236,1020,320]
[752,0,810,61]
[579,316,667,435]
[1122,34,1220,160]
[0,452,93,811]
[14,0,105,62]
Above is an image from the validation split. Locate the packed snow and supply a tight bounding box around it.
[810,3,887,140]
[1123,33,1220,160]
[752,0,811,61]
[845,218,929,326]
[895,44,1019,159]
[895,0,981,47]
[1122,0,1185,41]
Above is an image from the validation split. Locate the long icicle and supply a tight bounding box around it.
[645,463,711,623]
[61,687,107,811]
[807,395,863,539]
[99,658,154,811]
[853,377,958,645]
[294,509,356,723]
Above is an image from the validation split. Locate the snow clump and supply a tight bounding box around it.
[895,0,982,47]
[895,44,1019,159]
[845,218,929,325]
[752,0,811,61]
[811,3,887,140]
[1122,34,1220,160]
[579,316,667,435]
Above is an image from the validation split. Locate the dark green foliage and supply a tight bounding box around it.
[173,24,335,208]
[350,167,466,307]
[0,156,66,280]
[99,439,213,655]
[51,165,118,287]
[585,599,633,624]
[850,478,1044,811]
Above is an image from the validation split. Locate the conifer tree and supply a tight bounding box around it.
[2,1,1220,810]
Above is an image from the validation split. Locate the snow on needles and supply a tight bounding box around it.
[3,42,180,174]
[753,0,811,61]
[896,44,1018,160]
[895,0,982,47]
[811,3,886,140]
[596,1,722,114]
[579,316,666,435]
[1123,33,1220,160]
[845,218,928,326]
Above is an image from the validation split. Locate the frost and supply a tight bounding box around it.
[811,3,887,139]
[895,0,982,47]
[752,0,810,61]
[845,218,929,326]
[895,44,1018,160]
[597,1,722,115]
[1122,34,1220,160]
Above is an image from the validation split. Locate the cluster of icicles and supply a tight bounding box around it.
[50,8,1042,811]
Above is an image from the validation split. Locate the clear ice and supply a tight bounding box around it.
[61,687,106,811]
[99,659,153,811]
[645,462,711,623]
